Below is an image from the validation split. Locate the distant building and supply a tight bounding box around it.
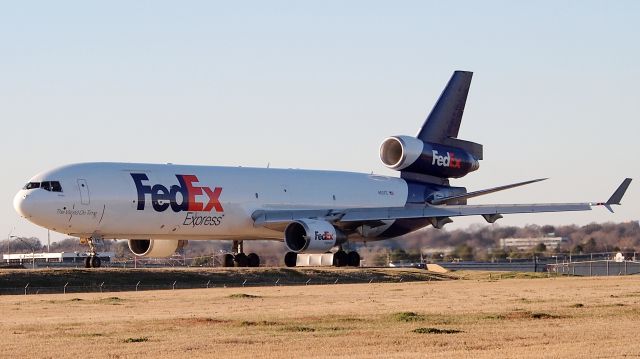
[420,247,455,256]
[500,237,567,251]
[3,252,114,265]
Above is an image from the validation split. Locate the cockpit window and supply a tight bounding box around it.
[23,181,63,192]
[23,182,40,190]
[51,181,63,192]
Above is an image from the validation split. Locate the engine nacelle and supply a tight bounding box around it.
[380,135,479,178]
[128,239,187,258]
[284,219,346,254]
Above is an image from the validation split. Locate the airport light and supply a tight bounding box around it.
[6,226,16,255]
[7,235,17,261]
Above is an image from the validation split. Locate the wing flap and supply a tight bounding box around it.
[252,202,593,227]
[339,203,592,222]
[252,209,343,227]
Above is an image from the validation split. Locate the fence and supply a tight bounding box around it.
[0,271,446,296]
[546,260,640,276]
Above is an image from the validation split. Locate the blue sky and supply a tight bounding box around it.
[1,1,638,241]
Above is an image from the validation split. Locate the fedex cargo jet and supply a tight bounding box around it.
[13,71,631,268]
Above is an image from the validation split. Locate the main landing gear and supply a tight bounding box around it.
[81,236,102,268]
[284,250,361,267]
[222,240,260,267]
[333,250,361,267]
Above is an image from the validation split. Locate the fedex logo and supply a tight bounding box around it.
[314,231,334,241]
[431,150,462,169]
[131,173,223,213]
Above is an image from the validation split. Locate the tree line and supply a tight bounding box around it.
[1,221,638,266]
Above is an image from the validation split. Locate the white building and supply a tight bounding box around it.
[500,237,567,251]
[3,252,115,265]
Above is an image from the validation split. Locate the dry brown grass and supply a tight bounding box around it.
[1,273,640,358]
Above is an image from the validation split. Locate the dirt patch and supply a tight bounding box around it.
[505,311,562,320]
[240,320,279,326]
[392,311,424,322]
[228,293,261,299]
[97,296,125,304]
[282,326,315,332]
[412,327,463,334]
[123,337,149,343]
[177,317,231,325]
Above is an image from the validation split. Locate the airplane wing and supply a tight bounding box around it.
[252,178,632,230]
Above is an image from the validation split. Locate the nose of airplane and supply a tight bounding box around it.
[13,191,32,218]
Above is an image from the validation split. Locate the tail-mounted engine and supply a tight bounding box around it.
[380,135,479,179]
[284,219,346,254]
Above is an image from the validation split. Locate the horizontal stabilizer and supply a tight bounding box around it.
[430,178,547,205]
[441,137,483,160]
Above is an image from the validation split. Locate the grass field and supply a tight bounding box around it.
[1,272,639,358]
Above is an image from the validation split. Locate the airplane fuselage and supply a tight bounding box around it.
[14,162,423,242]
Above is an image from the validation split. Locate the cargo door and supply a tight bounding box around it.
[78,179,90,205]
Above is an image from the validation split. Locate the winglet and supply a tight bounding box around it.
[606,178,632,205]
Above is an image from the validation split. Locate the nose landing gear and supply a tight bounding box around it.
[84,255,101,268]
[81,236,102,268]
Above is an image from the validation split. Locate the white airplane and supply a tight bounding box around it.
[13,71,631,268]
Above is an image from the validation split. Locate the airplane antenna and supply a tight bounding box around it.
[267,162,270,168]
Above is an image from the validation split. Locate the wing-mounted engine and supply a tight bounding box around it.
[380,135,479,179]
[284,219,346,254]
[128,239,187,257]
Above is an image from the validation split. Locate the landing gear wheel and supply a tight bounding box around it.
[347,251,361,267]
[247,253,260,267]
[333,250,348,267]
[284,252,297,267]
[234,253,248,267]
[82,236,103,269]
[223,254,235,267]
